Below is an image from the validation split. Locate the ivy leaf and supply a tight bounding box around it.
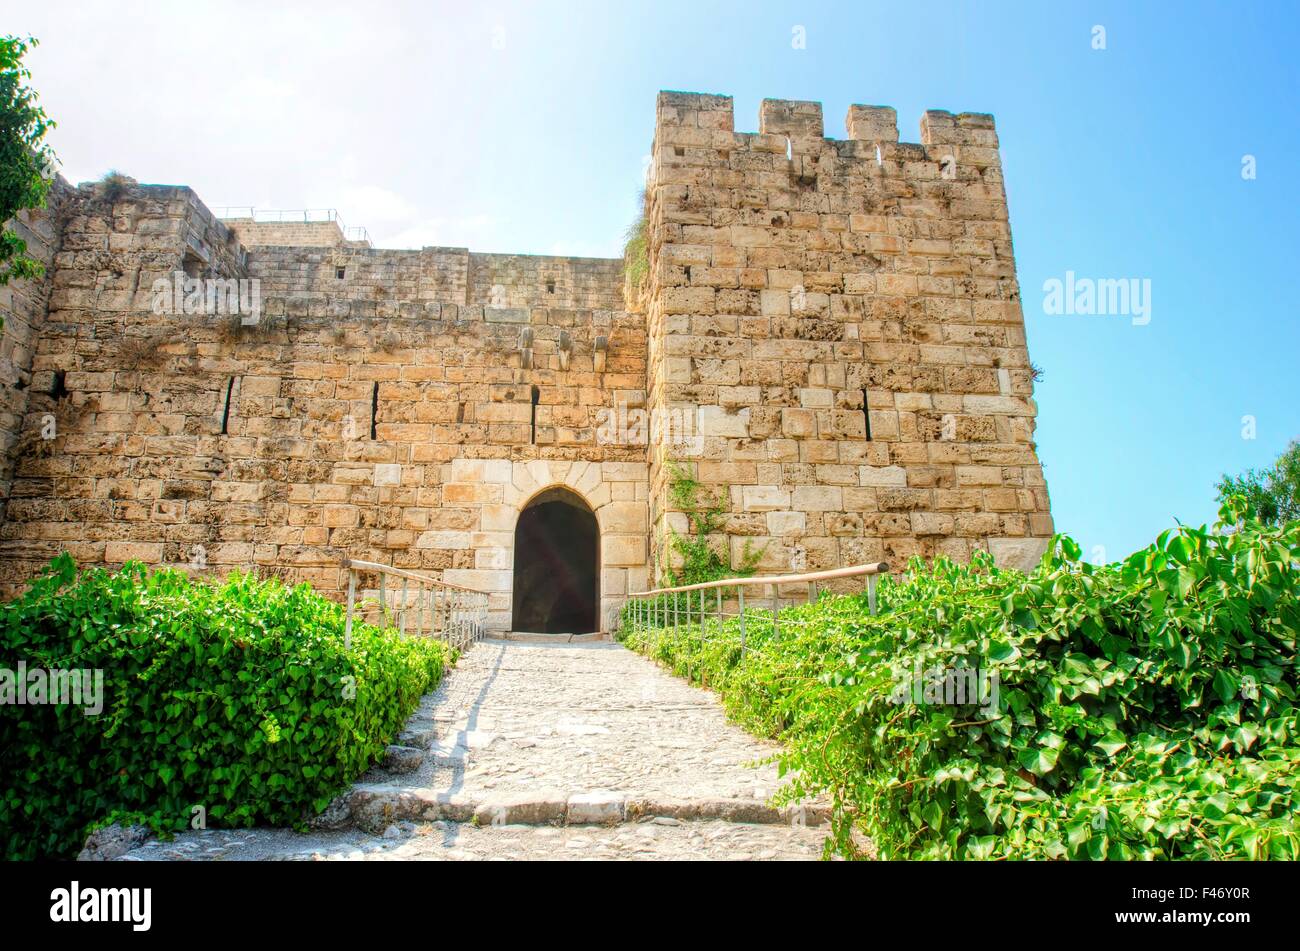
[1018,746,1059,776]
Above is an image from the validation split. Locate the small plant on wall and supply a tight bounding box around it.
[621,188,648,303]
[661,461,762,586]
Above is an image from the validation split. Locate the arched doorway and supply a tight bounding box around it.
[511,487,599,633]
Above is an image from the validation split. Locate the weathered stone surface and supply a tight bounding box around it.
[473,794,567,827]
[566,793,625,826]
[382,745,424,773]
[77,823,152,861]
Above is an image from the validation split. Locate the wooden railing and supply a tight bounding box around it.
[342,559,489,651]
[625,562,889,657]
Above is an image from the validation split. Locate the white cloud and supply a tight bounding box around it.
[381,215,498,250]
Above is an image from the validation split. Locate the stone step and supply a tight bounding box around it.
[381,745,424,774]
[500,631,612,644]
[316,783,829,835]
[115,817,828,862]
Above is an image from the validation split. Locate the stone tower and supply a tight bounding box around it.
[641,93,1052,582]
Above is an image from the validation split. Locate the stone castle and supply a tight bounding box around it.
[0,91,1053,633]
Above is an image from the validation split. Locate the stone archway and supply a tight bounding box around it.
[511,486,599,633]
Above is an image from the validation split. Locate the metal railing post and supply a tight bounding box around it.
[738,587,747,659]
[344,569,356,650]
[868,573,878,616]
[399,577,409,636]
[771,584,779,638]
[378,572,388,628]
[414,582,423,638]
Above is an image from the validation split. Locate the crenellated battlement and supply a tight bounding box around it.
[654,91,1000,163]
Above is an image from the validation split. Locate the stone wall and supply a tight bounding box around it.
[223,218,353,249]
[0,183,649,630]
[642,92,1053,595]
[0,177,73,506]
[245,245,625,314]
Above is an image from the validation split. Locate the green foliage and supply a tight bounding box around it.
[621,500,1299,860]
[1218,440,1300,526]
[0,556,453,859]
[0,35,56,287]
[662,461,761,588]
[622,189,648,292]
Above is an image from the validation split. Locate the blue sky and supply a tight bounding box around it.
[9,0,1298,559]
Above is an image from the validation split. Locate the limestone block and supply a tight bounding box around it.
[987,537,1049,573]
[475,548,510,570]
[912,512,955,536]
[859,465,908,487]
[846,104,899,142]
[792,485,842,511]
[742,485,791,512]
[767,511,806,536]
[104,541,163,563]
[602,534,646,567]
[442,569,512,593]
[451,458,512,484]
[697,405,749,438]
[416,531,470,550]
[597,501,648,534]
[567,792,625,825]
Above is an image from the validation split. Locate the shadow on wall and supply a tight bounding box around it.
[511,488,599,634]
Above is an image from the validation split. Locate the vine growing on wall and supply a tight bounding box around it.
[0,36,57,292]
[621,188,648,294]
[661,461,762,586]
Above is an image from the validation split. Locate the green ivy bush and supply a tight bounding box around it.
[0,555,454,859]
[620,501,1299,859]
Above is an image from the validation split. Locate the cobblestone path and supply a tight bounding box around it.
[117,640,827,861]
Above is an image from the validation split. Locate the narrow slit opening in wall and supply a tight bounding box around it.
[50,370,68,400]
[862,389,872,440]
[220,377,235,435]
[546,279,555,294]
[370,382,379,440]
[456,402,465,424]
[336,266,346,279]
[530,385,540,444]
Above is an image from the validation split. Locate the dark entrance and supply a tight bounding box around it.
[511,488,599,633]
